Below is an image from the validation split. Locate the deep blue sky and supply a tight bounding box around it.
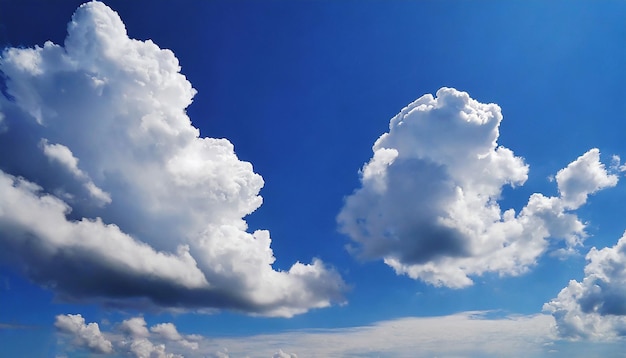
[1,1,625,357]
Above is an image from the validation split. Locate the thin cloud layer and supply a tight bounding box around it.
[544,232,626,340]
[0,1,345,317]
[338,88,617,288]
[56,312,555,357]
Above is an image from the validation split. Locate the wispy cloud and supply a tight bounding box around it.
[0,322,35,330]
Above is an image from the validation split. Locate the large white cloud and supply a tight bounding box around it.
[0,1,345,317]
[338,88,617,288]
[544,232,626,340]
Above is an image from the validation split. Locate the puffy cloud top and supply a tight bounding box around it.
[0,1,345,317]
[339,88,617,288]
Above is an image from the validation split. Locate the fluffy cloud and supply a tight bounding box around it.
[118,317,189,358]
[0,1,345,317]
[151,323,199,350]
[55,314,113,354]
[338,88,617,288]
[556,149,619,209]
[55,312,556,357]
[57,314,192,358]
[544,232,626,340]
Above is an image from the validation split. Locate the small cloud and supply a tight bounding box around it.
[0,322,35,330]
[273,349,298,358]
[55,314,113,354]
[544,232,626,340]
[549,247,583,260]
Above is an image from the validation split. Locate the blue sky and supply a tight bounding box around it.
[0,0,625,357]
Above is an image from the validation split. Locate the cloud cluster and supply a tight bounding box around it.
[55,314,113,354]
[338,88,617,288]
[0,1,345,317]
[56,314,193,358]
[544,232,626,340]
[55,312,555,357]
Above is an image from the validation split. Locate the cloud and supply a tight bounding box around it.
[120,317,150,339]
[56,314,206,357]
[40,138,111,205]
[556,148,618,209]
[0,1,345,317]
[544,232,626,340]
[55,314,113,354]
[151,323,199,350]
[55,312,556,357]
[338,88,617,288]
[272,349,298,358]
[117,317,187,358]
[0,322,34,330]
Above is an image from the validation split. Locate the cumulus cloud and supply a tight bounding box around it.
[55,314,113,354]
[338,88,617,288]
[556,149,618,209]
[56,314,206,357]
[544,232,626,340]
[0,1,345,317]
[151,323,199,350]
[55,312,556,357]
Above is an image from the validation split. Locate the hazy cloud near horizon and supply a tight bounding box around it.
[55,311,556,357]
[0,1,345,317]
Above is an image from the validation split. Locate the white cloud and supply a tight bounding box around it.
[273,349,298,358]
[55,312,556,357]
[116,317,185,358]
[56,314,203,358]
[0,1,344,317]
[544,232,626,340]
[338,88,617,288]
[151,323,184,342]
[151,323,199,350]
[40,138,111,205]
[120,317,150,339]
[556,148,618,209]
[55,314,113,354]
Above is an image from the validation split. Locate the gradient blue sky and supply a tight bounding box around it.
[0,1,625,357]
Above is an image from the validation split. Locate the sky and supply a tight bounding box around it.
[0,0,625,357]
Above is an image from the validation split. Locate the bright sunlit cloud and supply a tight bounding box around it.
[0,1,345,318]
[338,88,617,288]
[1,1,625,357]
